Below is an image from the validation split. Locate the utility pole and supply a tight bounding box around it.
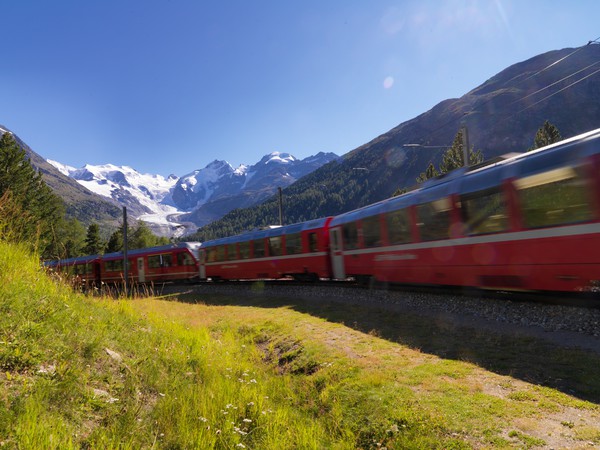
[123,207,128,296]
[278,187,283,226]
[461,126,470,167]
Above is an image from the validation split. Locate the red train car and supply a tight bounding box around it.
[329,128,600,293]
[46,242,201,286]
[45,254,102,288]
[199,217,332,281]
[101,242,201,284]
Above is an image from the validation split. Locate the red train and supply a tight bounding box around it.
[48,128,600,294]
[200,128,600,293]
[199,217,333,282]
[46,242,201,287]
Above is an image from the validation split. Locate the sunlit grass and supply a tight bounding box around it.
[2,240,600,448]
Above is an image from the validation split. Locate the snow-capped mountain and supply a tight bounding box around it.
[47,151,339,236]
[174,151,339,227]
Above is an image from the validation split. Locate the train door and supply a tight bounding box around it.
[199,250,206,279]
[330,227,345,279]
[137,257,146,283]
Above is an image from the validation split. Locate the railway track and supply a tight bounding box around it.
[156,279,600,354]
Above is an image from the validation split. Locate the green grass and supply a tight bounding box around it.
[2,240,600,448]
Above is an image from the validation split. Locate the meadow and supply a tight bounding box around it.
[1,241,599,449]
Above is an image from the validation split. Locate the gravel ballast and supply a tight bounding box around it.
[168,282,600,354]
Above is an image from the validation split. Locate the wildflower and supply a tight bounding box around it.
[199,417,208,423]
[247,402,255,406]
[249,379,257,384]
[236,444,246,448]
[243,419,252,423]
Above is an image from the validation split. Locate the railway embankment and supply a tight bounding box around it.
[165,282,600,355]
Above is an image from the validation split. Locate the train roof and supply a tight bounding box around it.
[201,217,332,248]
[43,254,100,267]
[102,241,201,260]
[44,242,201,267]
[331,126,600,226]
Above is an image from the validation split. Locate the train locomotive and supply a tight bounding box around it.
[48,128,600,294]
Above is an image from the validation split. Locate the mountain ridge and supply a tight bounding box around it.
[189,45,600,241]
[45,150,339,236]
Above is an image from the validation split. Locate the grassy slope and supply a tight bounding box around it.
[1,242,599,449]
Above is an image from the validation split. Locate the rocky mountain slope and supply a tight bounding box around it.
[0,125,122,228]
[46,151,338,236]
[191,45,600,240]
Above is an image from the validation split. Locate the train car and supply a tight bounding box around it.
[199,217,333,281]
[44,254,102,288]
[46,242,201,286]
[329,128,600,293]
[101,242,201,284]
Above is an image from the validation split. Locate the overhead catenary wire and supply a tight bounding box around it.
[516,65,600,115]
[402,36,600,149]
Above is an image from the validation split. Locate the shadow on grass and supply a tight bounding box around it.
[173,288,600,405]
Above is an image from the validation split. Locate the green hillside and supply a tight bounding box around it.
[2,242,600,447]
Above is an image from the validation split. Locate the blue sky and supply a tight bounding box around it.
[2,1,599,176]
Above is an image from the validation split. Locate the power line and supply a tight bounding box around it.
[511,60,600,106]
[401,36,600,149]
[516,65,600,115]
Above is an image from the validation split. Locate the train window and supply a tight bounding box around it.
[342,222,359,250]
[460,187,508,235]
[416,197,452,241]
[515,166,592,228]
[148,254,172,268]
[386,208,411,245]
[239,241,251,259]
[226,244,237,261]
[285,233,303,255]
[148,255,161,268]
[215,246,226,262]
[269,236,282,256]
[253,239,265,258]
[362,215,382,248]
[207,248,217,263]
[177,252,195,266]
[308,232,318,252]
[105,260,123,272]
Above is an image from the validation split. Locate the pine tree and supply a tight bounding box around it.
[438,129,484,174]
[105,228,123,253]
[83,223,104,255]
[415,129,484,184]
[0,132,64,257]
[130,221,159,249]
[60,218,87,258]
[416,163,440,184]
[529,121,561,151]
